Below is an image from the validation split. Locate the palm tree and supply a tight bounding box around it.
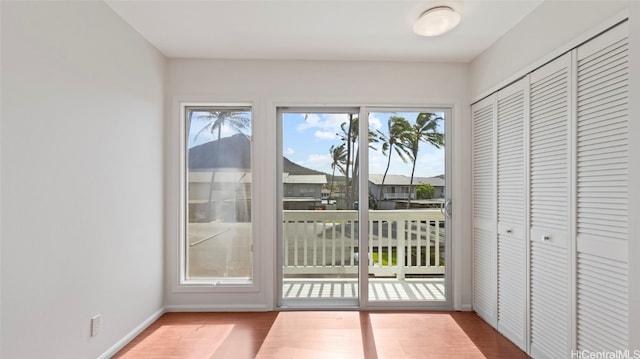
[377,116,411,203]
[338,115,358,208]
[338,116,379,209]
[328,144,346,203]
[404,113,444,208]
[195,111,250,220]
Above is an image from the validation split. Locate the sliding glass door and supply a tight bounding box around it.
[277,107,450,308]
[364,110,448,304]
[278,108,361,307]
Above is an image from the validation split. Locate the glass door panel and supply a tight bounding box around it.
[279,109,360,307]
[366,110,447,303]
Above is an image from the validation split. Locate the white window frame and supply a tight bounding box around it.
[175,101,258,293]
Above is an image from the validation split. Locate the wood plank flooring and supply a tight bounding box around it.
[113,311,529,359]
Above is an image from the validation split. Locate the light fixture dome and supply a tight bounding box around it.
[413,6,461,37]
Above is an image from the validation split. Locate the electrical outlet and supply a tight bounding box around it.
[91,314,101,336]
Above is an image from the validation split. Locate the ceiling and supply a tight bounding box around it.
[106,0,543,63]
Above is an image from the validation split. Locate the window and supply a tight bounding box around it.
[183,105,253,284]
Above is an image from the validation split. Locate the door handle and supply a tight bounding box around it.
[442,199,452,219]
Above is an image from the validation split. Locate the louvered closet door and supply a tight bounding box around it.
[576,22,629,352]
[472,95,497,327]
[496,79,527,350]
[529,53,571,359]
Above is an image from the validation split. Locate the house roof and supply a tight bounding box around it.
[189,172,442,186]
[368,174,444,187]
[283,174,327,185]
[188,170,251,184]
[188,172,327,185]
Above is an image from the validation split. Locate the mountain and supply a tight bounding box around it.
[188,134,328,177]
[189,134,251,169]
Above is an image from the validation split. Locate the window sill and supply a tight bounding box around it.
[174,279,258,293]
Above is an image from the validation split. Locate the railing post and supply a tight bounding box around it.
[397,219,405,280]
[435,218,440,269]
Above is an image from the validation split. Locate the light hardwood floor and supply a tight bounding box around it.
[113,311,529,358]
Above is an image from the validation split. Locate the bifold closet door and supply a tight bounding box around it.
[529,53,572,359]
[576,22,629,352]
[496,79,527,350]
[471,95,497,327]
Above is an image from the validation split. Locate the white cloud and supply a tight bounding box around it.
[296,113,350,139]
[285,147,295,155]
[294,113,383,142]
[369,116,382,131]
[219,124,245,138]
[298,153,333,173]
[416,148,445,176]
[325,113,351,129]
[369,150,386,164]
[369,162,386,174]
[314,130,336,140]
[296,113,321,131]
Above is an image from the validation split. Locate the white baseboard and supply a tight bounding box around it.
[164,304,271,312]
[458,304,472,311]
[98,307,166,359]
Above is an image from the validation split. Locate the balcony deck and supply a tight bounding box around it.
[283,277,445,301]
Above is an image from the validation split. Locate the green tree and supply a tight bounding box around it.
[404,113,444,208]
[368,191,378,210]
[376,116,411,203]
[195,111,250,219]
[416,183,436,200]
[328,143,346,202]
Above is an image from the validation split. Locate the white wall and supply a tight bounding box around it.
[470,0,629,100]
[1,2,166,358]
[166,59,472,310]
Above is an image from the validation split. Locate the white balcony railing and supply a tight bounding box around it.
[382,193,412,200]
[282,210,445,279]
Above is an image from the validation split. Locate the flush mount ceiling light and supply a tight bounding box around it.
[413,6,461,37]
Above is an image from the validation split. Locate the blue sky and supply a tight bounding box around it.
[283,112,445,178]
[187,111,252,148]
[187,110,445,178]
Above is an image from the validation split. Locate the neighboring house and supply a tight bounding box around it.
[188,169,251,201]
[368,174,445,201]
[283,174,326,199]
[187,133,329,212]
[283,173,327,209]
[188,171,328,216]
[187,169,252,222]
